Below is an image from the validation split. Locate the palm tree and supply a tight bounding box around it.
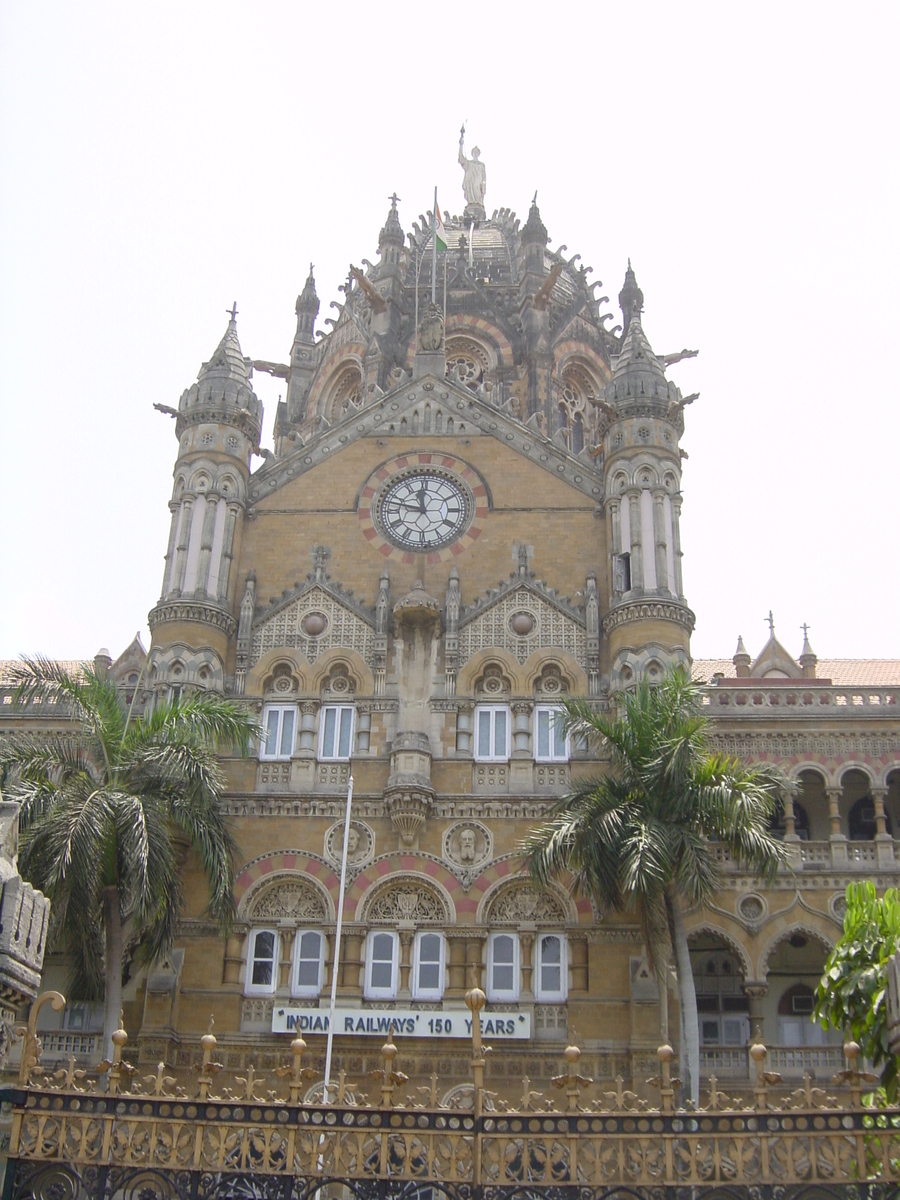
[522,669,787,1105]
[0,656,258,1061]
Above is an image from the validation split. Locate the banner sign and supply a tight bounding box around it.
[272,1005,531,1039]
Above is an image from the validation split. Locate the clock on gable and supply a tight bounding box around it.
[357,452,489,563]
[378,472,468,550]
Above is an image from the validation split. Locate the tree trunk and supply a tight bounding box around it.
[667,884,700,1106]
[102,887,124,1065]
[657,965,669,1041]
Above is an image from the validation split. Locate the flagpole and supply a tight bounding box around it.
[443,251,447,317]
[432,186,438,305]
[322,773,353,1103]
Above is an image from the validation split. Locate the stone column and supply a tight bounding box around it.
[520,931,535,999]
[215,501,241,602]
[195,492,219,599]
[455,702,474,756]
[297,702,318,755]
[744,983,768,1040]
[872,787,895,867]
[170,497,193,596]
[607,498,621,604]
[356,705,371,754]
[223,932,244,985]
[512,702,532,756]
[399,929,414,998]
[161,500,181,597]
[570,935,588,993]
[628,490,644,591]
[465,934,485,990]
[338,931,363,996]
[279,928,296,990]
[827,786,847,866]
[447,934,468,997]
[652,489,668,593]
[671,496,684,598]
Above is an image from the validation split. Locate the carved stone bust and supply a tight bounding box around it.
[443,820,492,884]
[325,820,374,871]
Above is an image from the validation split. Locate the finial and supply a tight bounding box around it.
[227,302,238,323]
[801,621,810,640]
[627,257,632,270]
[766,610,775,637]
[388,192,401,211]
[532,190,538,205]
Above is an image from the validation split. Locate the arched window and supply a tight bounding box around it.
[487,932,519,1001]
[292,930,325,998]
[246,929,278,995]
[365,930,399,999]
[412,931,445,1000]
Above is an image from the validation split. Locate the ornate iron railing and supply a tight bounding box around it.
[3,989,899,1200]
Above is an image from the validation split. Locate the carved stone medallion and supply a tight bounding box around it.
[325,820,374,873]
[443,820,492,886]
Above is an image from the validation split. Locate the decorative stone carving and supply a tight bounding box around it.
[365,883,448,925]
[418,302,444,353]
[460,583,585,666]
[737,893,766,923]
[251,583,374,667]
[384,788,434,847]
[393,580,441,626]
[247,878,326,923]
[487,882,568,926]
[325,820,374,872]
[443,820,492,886]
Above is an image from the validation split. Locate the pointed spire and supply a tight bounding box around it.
[521,195,548,245]
[379,194,404,249]
[294,264,319,342]
[618,259,644,332]
[799,622,817,678]
[199,305,251,382]
[734,634,751,678]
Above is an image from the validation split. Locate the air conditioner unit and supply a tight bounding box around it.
[792,994,814,1015]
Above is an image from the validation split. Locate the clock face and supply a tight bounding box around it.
[377,472,470,550]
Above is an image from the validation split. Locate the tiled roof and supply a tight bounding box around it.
[692,658,900,687]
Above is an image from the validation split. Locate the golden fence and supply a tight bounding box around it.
[3,988,900,1200]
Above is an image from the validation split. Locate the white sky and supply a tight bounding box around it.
[2,2,898,664]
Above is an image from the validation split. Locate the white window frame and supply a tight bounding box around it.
[319,704,355,761]
[534,705,570,763]
[245,927,279,996]
[411,931,446,1001]
[365,930,399,999]
[291,929,325,998]
[487,931,519,1001]
[260,704,298,761]
[474,704,511,762]
[535,932,568,1001]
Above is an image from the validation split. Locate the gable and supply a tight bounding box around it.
[251,583,374,667]
[248,373,604,506]
[459,581,585,665]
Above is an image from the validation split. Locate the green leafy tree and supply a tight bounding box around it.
[814,881,900,1102]
[522,669,787,1105]
[0,657,258,1060]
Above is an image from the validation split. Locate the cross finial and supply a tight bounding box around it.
[766,610,775,637]
[388,192,401,211]
[227,302,238,322]
[801,622,810,639]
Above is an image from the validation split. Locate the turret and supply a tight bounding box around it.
[149,307,262,694]
[285,267,320,424]
[733,635,751,677]
[518,196,553,420]
[618,259,644,332]
[602,265,695,692]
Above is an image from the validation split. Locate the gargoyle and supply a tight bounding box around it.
[532,262,564,311]
[153,403,178,418]
[350,266,387,314]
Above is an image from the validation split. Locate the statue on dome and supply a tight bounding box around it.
[458,124,486,212]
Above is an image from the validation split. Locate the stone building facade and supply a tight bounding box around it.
[3,161,899,1101]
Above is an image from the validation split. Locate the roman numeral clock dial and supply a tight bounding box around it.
[378,473,470,550]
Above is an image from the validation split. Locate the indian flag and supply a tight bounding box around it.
[434,200,447,252]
